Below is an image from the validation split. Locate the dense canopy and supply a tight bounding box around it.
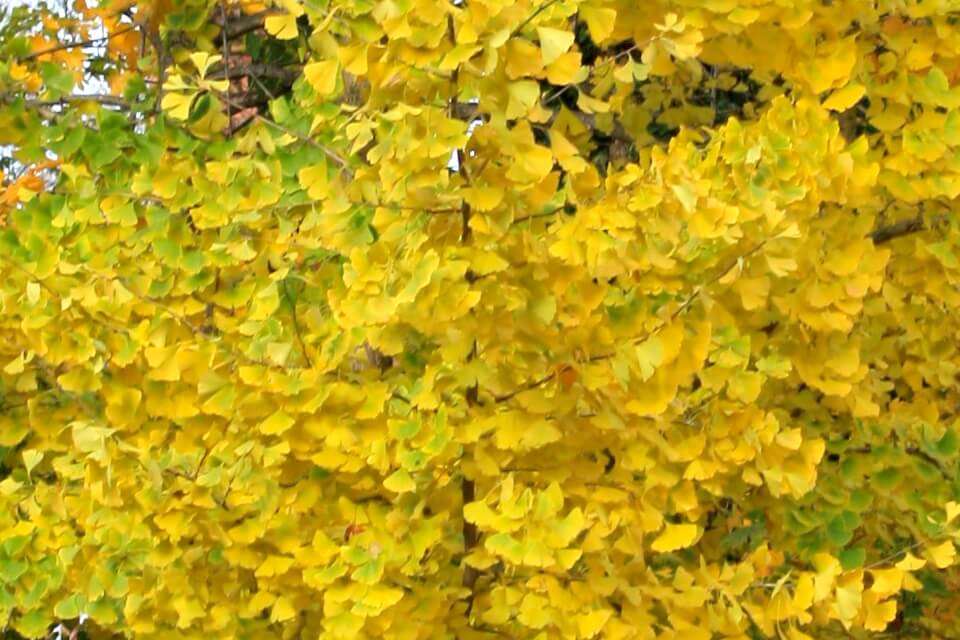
[2,0,960,638]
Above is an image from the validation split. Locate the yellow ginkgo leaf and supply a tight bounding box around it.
[383,468,415,493]
[271,596,297,622]
[160,91,195,120]
[927,540,956,568]
[174,597,205,628]
[579,6,616,43]
[188,52,221,78]
[257,555,295,577]
[259,410,295,436]
[834,575,862,628]
[650,523,699,552]
[788,628,815,640]
[823,82,866,111]
[793,573,814,611]
[21,450,42,478]
[9,62,28,81]
[862,592,897,631]
[869,568,903,597]
[576,609,612,638]
[249,590,276,615]
[727,370,764,403]
[946,500,960,524]
[3,354,24,376]
[304,60,340,96]
[895,551,926,571]
[265,13,299,40]
[537,27,575,65]
[507,80,541,119]
[298,163,328,200]
[635,334,663,381]
[25,282,40,305]
[546,51,584,85]
[517,593,551,629]
[464,186,504,212]
[360,585,404,615]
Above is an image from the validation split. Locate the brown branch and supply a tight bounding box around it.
[869,214,925,244]
[192,447,211,480]
[845,444,950,477]
[493,372,556,403]
[512,206,563,226]
[282,279,313,368]
[3,93,129,110]
[669,241,766,322]
[215,9,281,44]
[461,475,480,616]
[489,244,767,403]
[215,92,353,177]
[902,622,959,640]
[581,241,767,364]
[17,24,137,62]
[450,101,632,145]
[511,0,562,36]
[220,0,232,125]
[448,23,483,613]
[209,62,300,83]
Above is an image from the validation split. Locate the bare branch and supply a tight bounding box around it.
[511,0,562,37]
[5,93,130,110]
[281,279,313,368]
[214,9,280,44]
[16,24,137,62]
[846,444,950,477]
[215,92,354,177]
[209,62,300,83]
[220,0,232,125]
[869,213,925,244]
[493,372,556,403]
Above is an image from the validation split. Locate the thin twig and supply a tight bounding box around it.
[215,92,353,177]
[210,62,299,83]
[669,241,767,321]
[869,213,926,244]
[845,444,950,477]
[585,241,767,363]
[493,372,557,403]
[220,0,232,125]
[2,93,129,109]
[192,447,211,480]
[17,24,137,62]
[863,540,924,571]
[281,279,313,368]
[215,9,281,43]
[512,206,563,225]
[511,0,561,36]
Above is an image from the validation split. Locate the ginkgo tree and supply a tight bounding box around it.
[2,0,960,638]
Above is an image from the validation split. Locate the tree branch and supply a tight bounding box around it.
[511,0,562,36]
[215,92,353,177]
[869,214,925,244]
[16,25,137,62]
[220,0,232,125]
[450,101,633,145]
[209,62,300,83]
[845,445,951,477]
[493,372,556,403]
[1,93,129,110]
[214,9,280,44]
[281,279,312,368]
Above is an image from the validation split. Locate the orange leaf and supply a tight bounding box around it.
[556,365,578,389]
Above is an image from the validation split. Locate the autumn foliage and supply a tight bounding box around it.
[2,0,960,638]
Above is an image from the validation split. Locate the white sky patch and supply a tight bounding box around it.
[447,98,482,172]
